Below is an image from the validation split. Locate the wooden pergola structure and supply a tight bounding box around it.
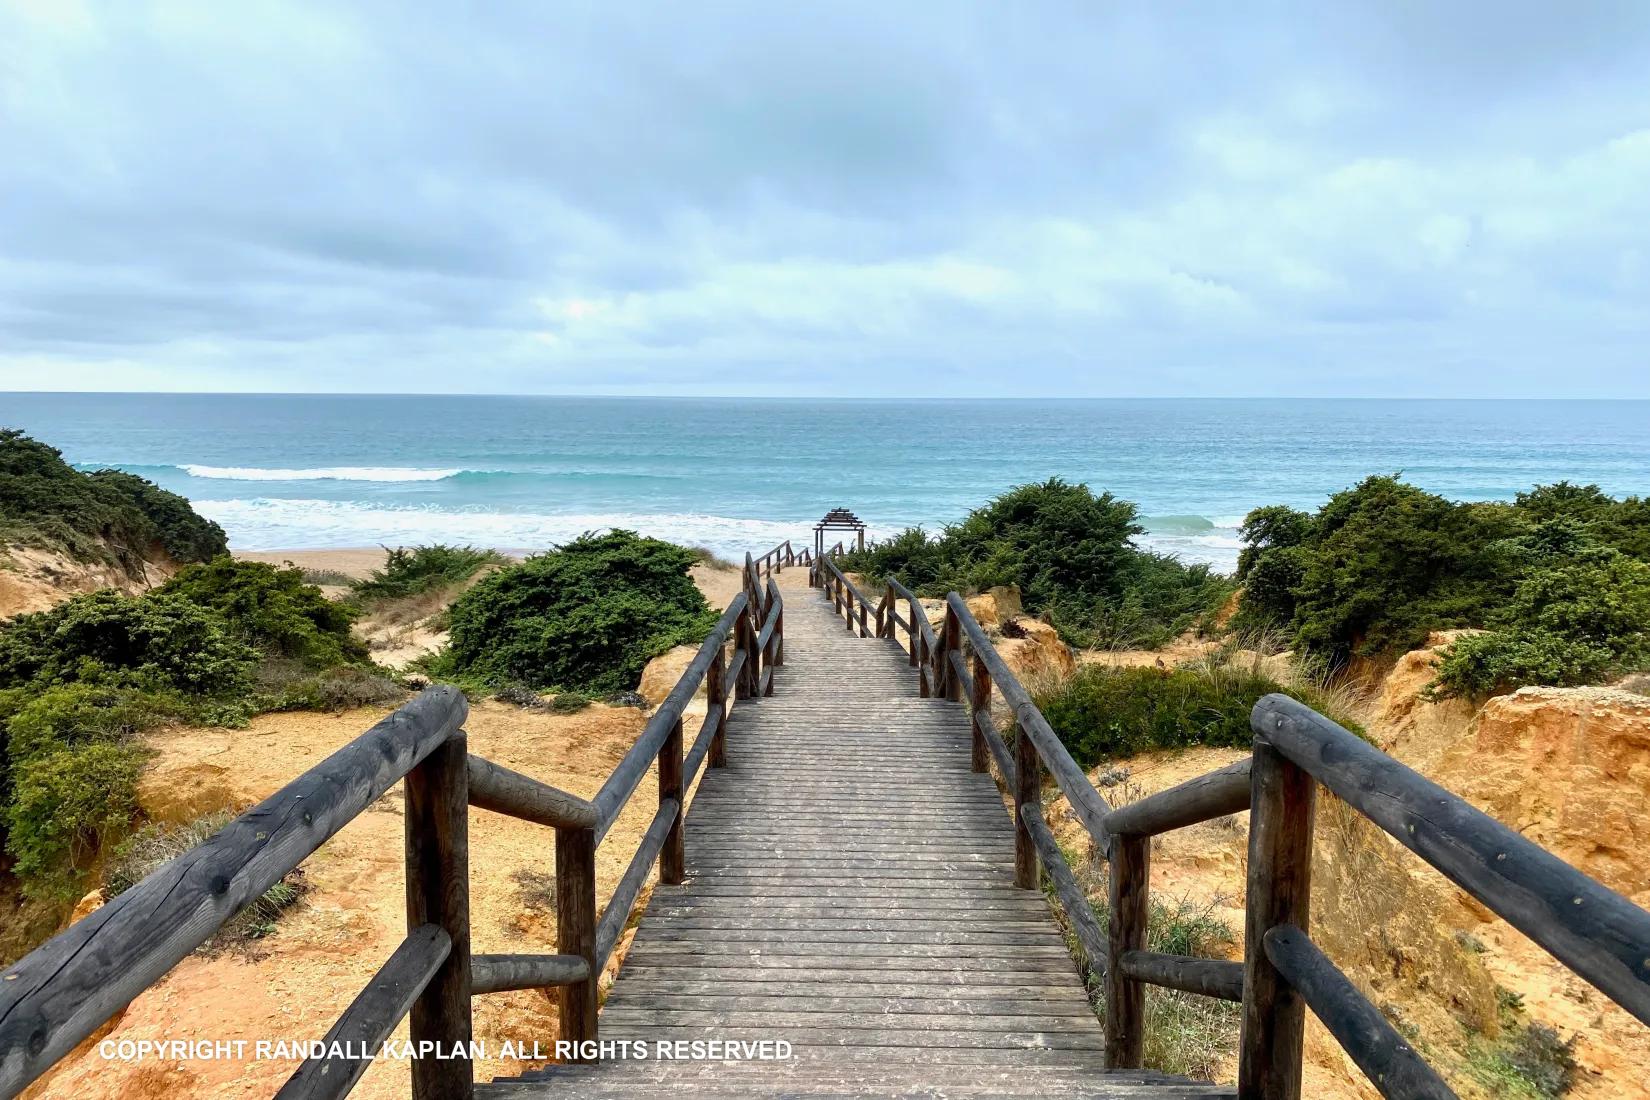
[814,507,866,557]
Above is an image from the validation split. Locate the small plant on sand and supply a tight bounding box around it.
[352,544,507,603]
[107,810,307,948]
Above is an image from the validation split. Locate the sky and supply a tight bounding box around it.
[2,2,1649,398]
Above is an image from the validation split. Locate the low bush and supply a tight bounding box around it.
[1033,654,1362,767]
[352,544,507,603]
[267,665,406,712]
[0,429,226,569]
[548,692,593,714]
[0,590,256,697]
[5,739,148,900]
[1430,545,1650,698]
[840,480,1234,648]
[436,530,717,694]
[157,558,365,669]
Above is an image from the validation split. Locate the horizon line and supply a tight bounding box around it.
[6,391,1650,402]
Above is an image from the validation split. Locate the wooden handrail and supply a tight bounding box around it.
[0,534,791,1099]
[815,521,1650,1100]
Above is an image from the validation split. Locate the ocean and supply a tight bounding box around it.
[5,394,1648,574]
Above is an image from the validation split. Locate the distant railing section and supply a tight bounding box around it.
[813,538,1650,1100]
[0,552,785,1100]
[750,538,808,581]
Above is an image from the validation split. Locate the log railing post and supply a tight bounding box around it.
[917,627,931,698]
[1105,834,1150,1068]
[843,585,856,632]
[404,730,473,1100]
[941,610,961,702]
[907,598,920,667]
[749,596,765,693]
[707,648,729,768]
[735,610,755,700]
[773,601,784,668]
[1238,740,1317,1100]
[660,717,685,884]
[555,823,598,1061]
[968,654,992,774]
[1013,720,1038,889]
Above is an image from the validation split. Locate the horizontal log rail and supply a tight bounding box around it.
[812,526,1650,1100]
[0,540,788,1100]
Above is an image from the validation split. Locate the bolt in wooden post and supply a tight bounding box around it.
[404,730,473,1100]
[968,654,992,774]
[707,649,728,768]
[555,823,598,1061]
[1105,834,1150,1068]
[660,717,685,884]
[1013,721,1039,889]
[1238,739,1317,1100]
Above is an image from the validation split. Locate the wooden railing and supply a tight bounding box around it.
[814,547,1650,1100]
[750,538,807,581]
[0,554,784,1100]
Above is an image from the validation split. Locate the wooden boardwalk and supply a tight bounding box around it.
[485,589,1231,1097]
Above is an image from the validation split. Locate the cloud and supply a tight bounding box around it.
[1,1,1648,396]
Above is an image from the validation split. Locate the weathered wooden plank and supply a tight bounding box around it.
[0,687,467,1098]
[466,753,597,830]
[1119,951,1242,1002]
[1239,736,1316,1100]
[1104,760,1251,838]
[596,796,681,966]
[276,924,451,1100]
[470,953,589,995]
[404,729,472,1099]
[1263,925,1454,1099]
[1022,802,1107,976]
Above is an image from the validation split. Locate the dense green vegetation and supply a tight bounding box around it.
[1033,653,1360,767]
[158,558,366,669]
[0,559,389,899]
[0,429,227,568]
[351,543,507,603]
[1233,477,1650,695]
[838,479,1233,648]
[435,530,718,694]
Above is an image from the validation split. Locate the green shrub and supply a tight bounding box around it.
[265,665,406,712]
[0,429,226,568]
[352,544,507,603]
[2,682,190,764]
[5,738,148,899]
[1233,476,1650,679]
[1430,547,1650,698]
[840,480,1234,648]
[1034,658,1361,767]
[0,590,256,697]
[436,530,717,694]
[549,692,593,714]
[157,558,364,669]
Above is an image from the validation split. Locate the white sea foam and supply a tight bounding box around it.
[200,499,823,561]
[181,465,465,482]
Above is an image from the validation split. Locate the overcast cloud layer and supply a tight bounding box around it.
[2,1,1648,396]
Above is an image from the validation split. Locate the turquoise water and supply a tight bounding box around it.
[5,394,1649,573]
